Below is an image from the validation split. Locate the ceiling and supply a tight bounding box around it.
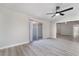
[0,3,79,22]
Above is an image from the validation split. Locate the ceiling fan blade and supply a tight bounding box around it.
[59,7,73,13]
[51,14,56,17]
[60,13,64,16]
[46,13,54,15]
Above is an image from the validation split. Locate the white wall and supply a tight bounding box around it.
[43,21,50,38]
[57,23,61,34]
[0,7,30,48]
[51,22,57,38]
[0,7,50,48]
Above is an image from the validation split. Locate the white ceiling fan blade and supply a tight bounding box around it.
[51,14,56,18]
[46,13,54,15]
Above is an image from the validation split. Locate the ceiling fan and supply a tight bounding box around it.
[46,6,74,17]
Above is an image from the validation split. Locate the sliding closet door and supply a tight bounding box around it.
[32,23,38,41]
[38,23,43,39]
[29,20,43,42]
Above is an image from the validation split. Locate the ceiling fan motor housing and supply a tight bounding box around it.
[56,6,60,10]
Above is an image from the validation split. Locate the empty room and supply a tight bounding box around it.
[0,3,79,56]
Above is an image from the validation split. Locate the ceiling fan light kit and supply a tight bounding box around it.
[46,6,74,17]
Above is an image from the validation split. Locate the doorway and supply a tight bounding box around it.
[29,20,43,42]
[56,22,73,41]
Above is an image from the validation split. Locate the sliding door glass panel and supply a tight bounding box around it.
[38,23,42,39]
[32,24,38,41]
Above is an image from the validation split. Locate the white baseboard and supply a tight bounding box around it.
[0,41,29,50]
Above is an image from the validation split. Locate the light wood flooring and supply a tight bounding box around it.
[57,34,73,41]
[57,34,79,42]
[0,39,79,56]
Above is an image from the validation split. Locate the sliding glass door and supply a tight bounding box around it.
[29,20,43,42]
[32,23,38,41]
[38,23,42,39]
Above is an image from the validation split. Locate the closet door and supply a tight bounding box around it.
[32,23,38,41]
[29,20,43,42]
[38,23,43,39]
